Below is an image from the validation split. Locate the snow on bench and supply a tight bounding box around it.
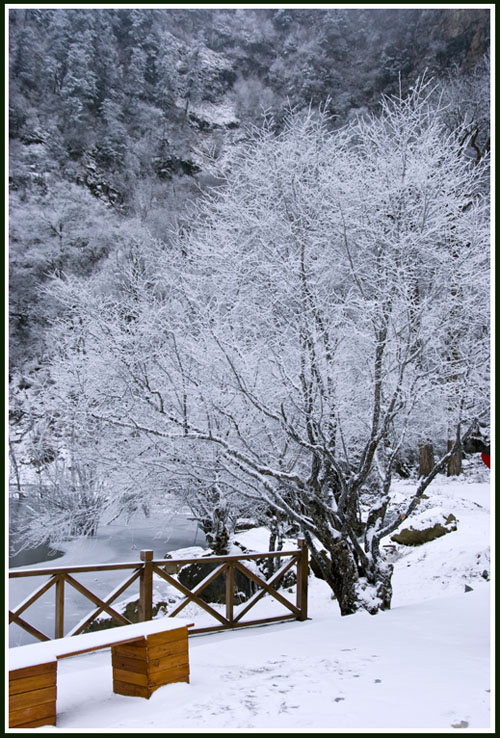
[9,616,194,729]
[9,616,194,669]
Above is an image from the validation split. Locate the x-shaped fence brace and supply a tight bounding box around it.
[151,554,301,630]
[9,567,142,640]
[9,542,308,641]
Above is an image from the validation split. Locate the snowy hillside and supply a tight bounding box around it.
[17,472,492,732]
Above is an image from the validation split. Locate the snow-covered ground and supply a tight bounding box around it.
[8,472,493,732]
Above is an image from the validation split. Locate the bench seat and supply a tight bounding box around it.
[9,617,194,728]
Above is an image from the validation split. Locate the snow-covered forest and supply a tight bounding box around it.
[9,7,491,618]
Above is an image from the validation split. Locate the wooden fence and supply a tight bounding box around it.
[9,540,308,641]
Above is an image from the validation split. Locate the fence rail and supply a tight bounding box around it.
[9,540,308,641]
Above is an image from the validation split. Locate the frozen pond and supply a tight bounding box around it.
[8,503,206,647]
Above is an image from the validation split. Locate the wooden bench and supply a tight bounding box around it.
[9,617,194,729]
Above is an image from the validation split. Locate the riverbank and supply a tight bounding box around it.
[8,504,206,647]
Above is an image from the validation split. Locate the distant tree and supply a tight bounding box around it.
[125,46,148,101]
[9,20,45,95]
[433,54,490,476]
[154,32,180,110]
[92,12,121,106]
[44,10,74,95]
[97,99,127,167]
[233,75,281,125]
[440,54,490,165]
[8,180,141,368]
[60,35,99,154]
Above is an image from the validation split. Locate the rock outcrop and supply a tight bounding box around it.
[391,509,458,546]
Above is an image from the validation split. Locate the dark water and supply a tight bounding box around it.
[9,542,64,568]
[8,500,206,646]
[9,499,206,568]
[9,498,65,567]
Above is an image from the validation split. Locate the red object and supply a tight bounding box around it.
[481,453,491,469]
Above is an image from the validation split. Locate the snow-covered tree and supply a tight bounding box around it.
[153,85,487,614]
[8,358,109,551]
[40,81,489,615]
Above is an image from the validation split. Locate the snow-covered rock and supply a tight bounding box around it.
[391,506,458,545]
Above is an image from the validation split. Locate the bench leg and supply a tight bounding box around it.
[112,627,190,699]
[9,661,57,728]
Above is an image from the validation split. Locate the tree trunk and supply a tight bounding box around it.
[418,442,434,477]
[447,439,462,476]
[201,508,230,556]
[311,537,393,616]
[267,514,284,577]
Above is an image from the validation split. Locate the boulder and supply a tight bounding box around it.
[83,599,169,632]
[177,560,256,604]
[391,510,457,546]
[162,547,206,576]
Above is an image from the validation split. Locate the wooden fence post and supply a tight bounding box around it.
[296,538,308,621]
[139,550,154,622]
[226,562,234,625]
[55,574,64,638]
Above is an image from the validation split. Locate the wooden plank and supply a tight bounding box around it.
[112,667,148,687]
[296,538,309,620]
[8,612,52,642]
[57,635,145,660]
[233,554,298,622]
[11,715,57,729]
[112,641,147,659]
[55,574,65,639]
[234,560,300,617]
[67,568,141,636]
[113,679,150,699]
[139,551,153,622]
[149,653,189,673]
[146,627,189,647]
[150,568,229,625]
[10,562,143,578]
[10,576,57,618]
[147,639,188,661]
[12,716,57,728]
[9,671,57,695]
[10,661,56,682]
[63,573,131,626]
[226,562,234,623]
[149,550,300,566]
[111,653,148,675]
[190,613,297,634]
[9,701,56,728]
[149,678,188,695]
[9,551,301,580]
[9,685,57,712]
[148,665,189,689]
